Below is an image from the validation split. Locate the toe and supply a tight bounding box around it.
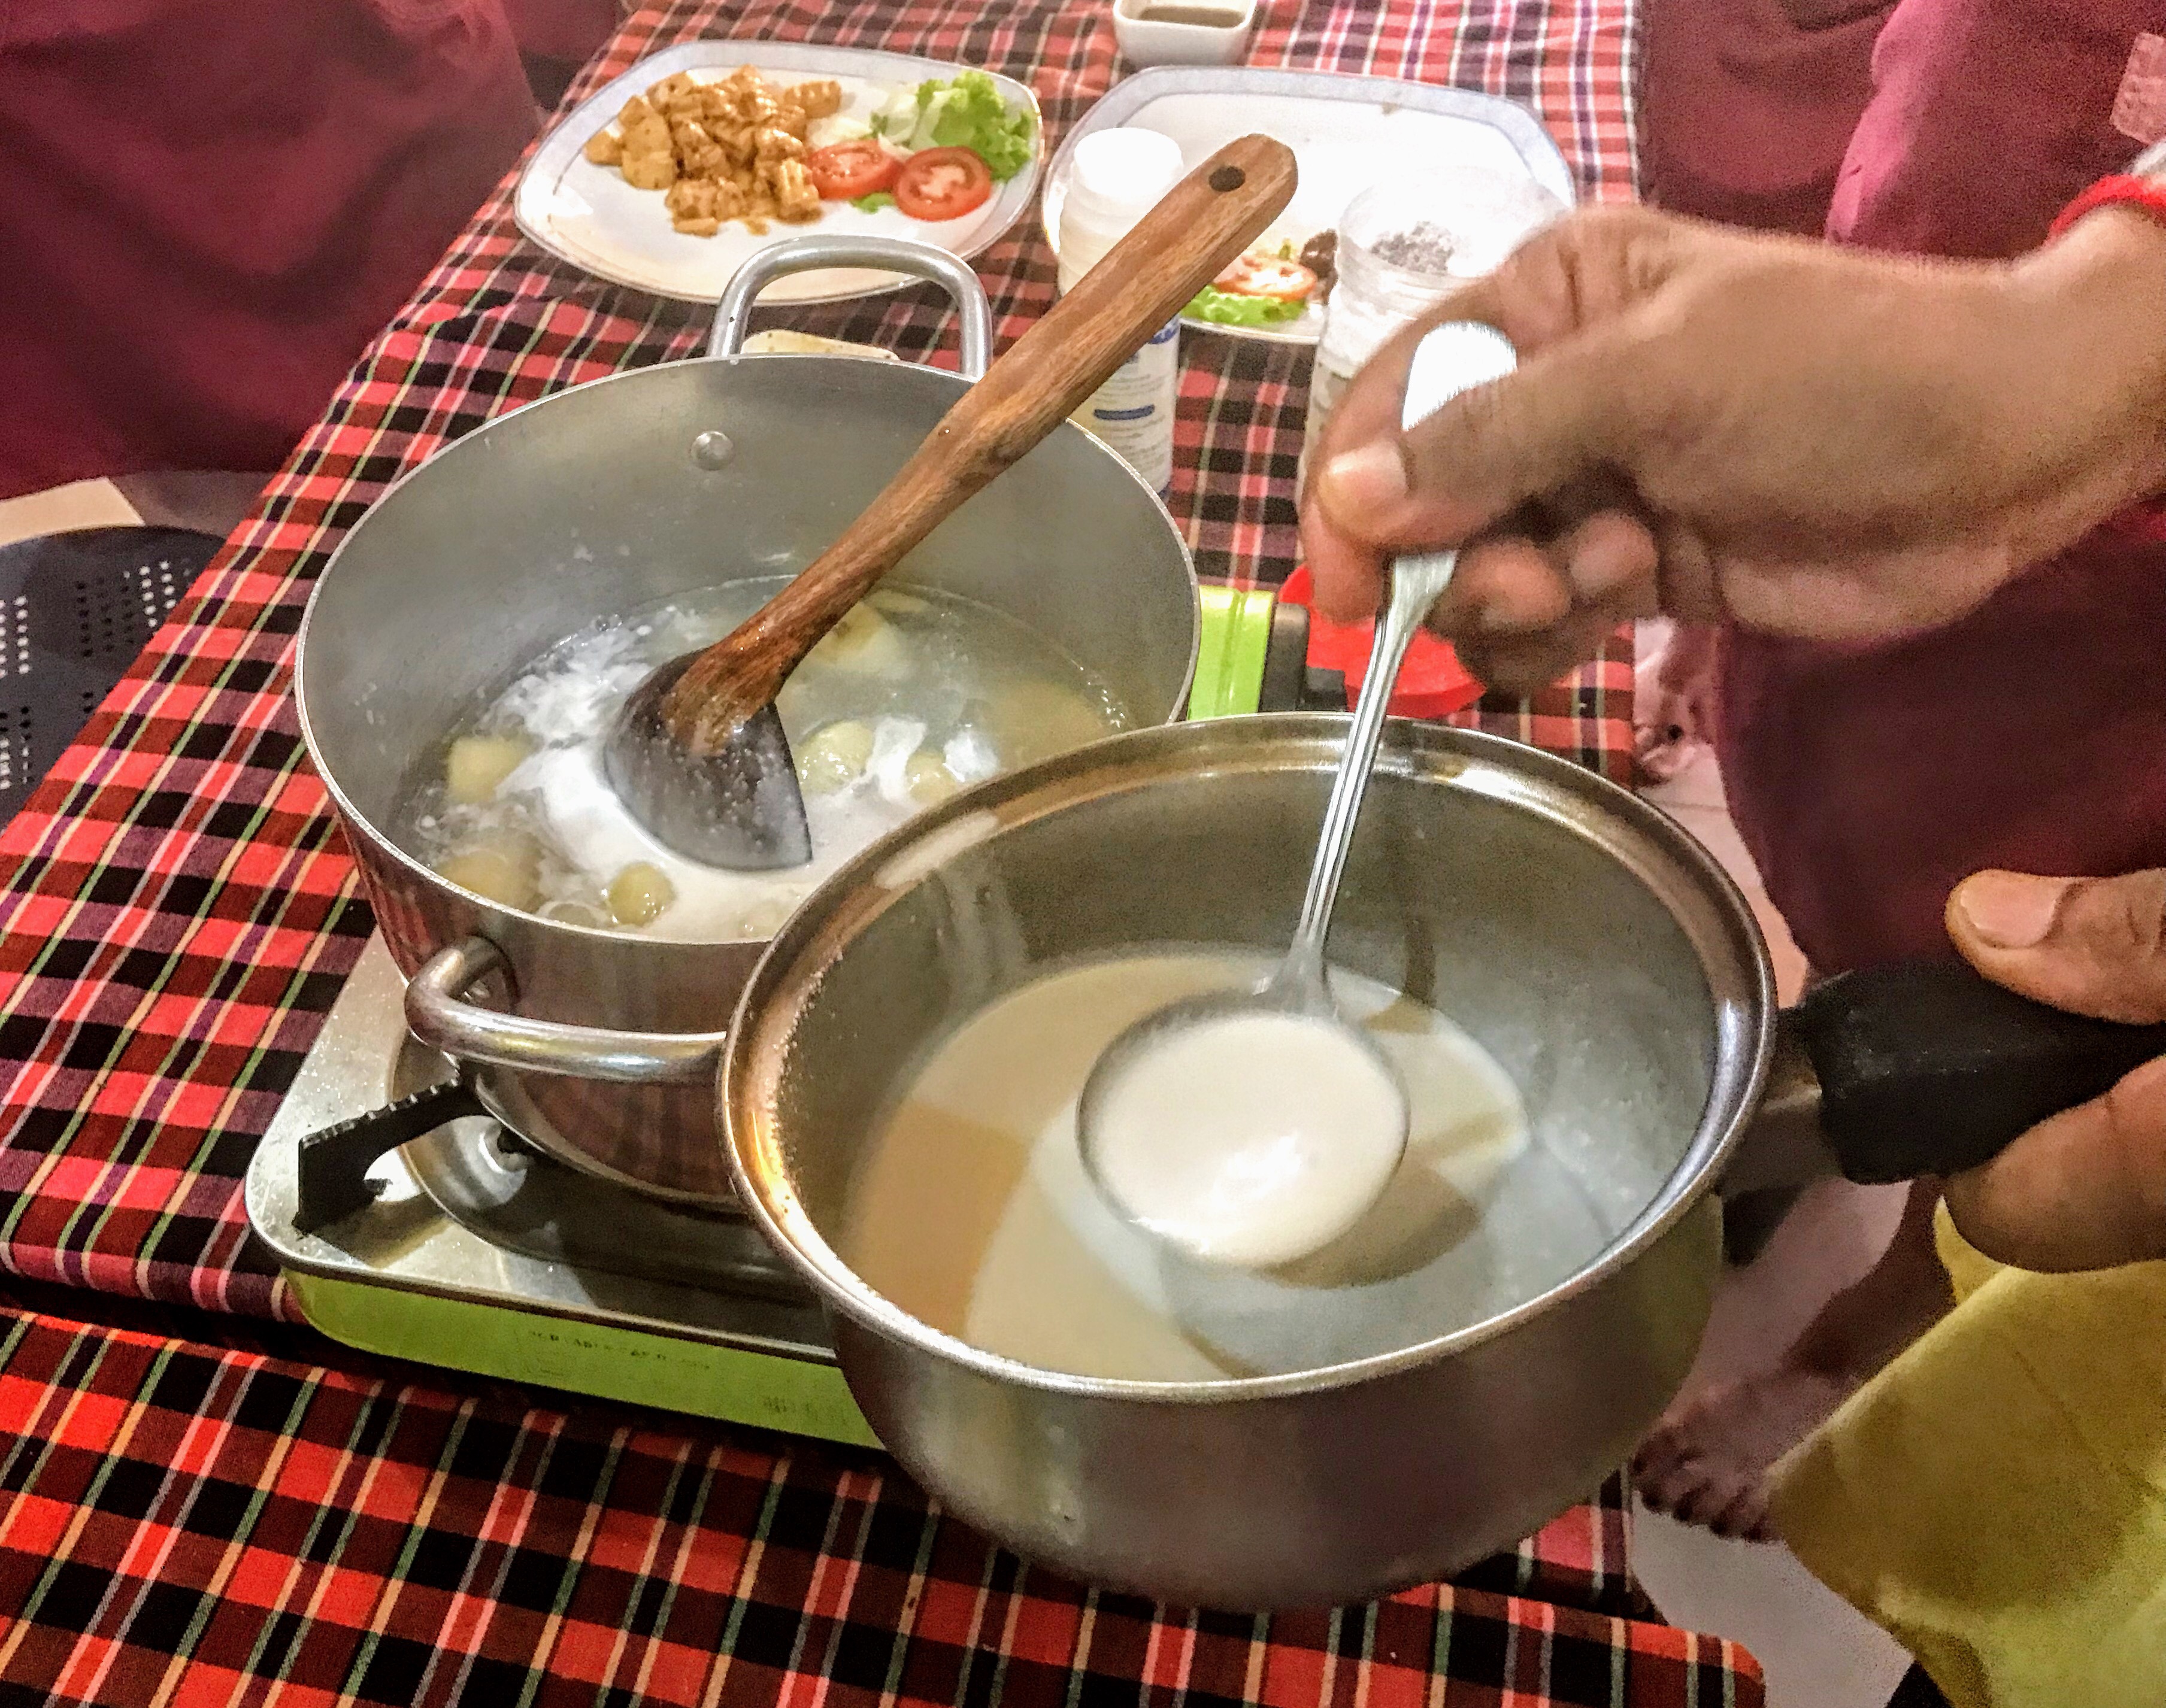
[1707,1482,1773,1541]
[1674,1470,1747,1531]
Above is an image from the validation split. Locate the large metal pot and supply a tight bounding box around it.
[719,715,2162,1609]
[295,239,1201,1205]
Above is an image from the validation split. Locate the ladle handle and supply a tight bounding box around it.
[661,135,1298,744]
[1280,558,1445,989]
[1786,960,2166,1183]
[1282,322,1519,990]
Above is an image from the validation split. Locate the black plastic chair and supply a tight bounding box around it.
[0,526,221,820]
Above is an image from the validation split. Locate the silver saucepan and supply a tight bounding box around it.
[295,238,1200,1206]
[719,715,2166,1609]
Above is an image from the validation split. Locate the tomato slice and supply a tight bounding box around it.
[893,147,993,222]
[1213,253,1317,301]
[805,138,901,201]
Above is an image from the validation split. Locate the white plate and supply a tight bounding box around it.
[1044,68,1575,345]
[516,40,1044,306]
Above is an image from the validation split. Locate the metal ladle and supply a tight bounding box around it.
[1077,320,1520,1269]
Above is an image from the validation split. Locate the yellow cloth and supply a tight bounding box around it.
[1768,1206,2166,1707]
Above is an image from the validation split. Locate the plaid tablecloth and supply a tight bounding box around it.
[0,7,1748,1704]
[0,2,1734,1700]
[0,0,1638,1324]
[0,1284,1762,1708]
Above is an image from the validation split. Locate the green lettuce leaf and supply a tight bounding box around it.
[852,190,898,213]
[1182,286,1308,327]
[900,71,1035,181]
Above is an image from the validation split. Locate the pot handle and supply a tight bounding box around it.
[404,937,725,1087]
[1775,960,2166,1184]
[708,236,995,380]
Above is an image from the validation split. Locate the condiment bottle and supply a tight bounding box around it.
[1057,128,1187,494]
[1298,172,1564,493]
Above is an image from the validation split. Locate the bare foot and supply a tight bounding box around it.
[1633,1181,1953,1540]
[1634,622,1720,783]
[1633,1367,1851,1539]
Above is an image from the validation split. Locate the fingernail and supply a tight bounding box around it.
[1955,872,2065,949]
[1319,441,1407,510]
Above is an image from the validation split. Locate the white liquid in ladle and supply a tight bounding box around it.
[1075,323,1522,1272]
[1087,1010,1410,1267]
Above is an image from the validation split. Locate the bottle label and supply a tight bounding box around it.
[1071,318,1179,493]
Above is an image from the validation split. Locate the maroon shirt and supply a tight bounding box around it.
[1649,0,2166,973]
[0,1,539,499]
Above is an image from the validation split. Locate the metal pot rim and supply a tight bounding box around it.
[720,715,1779,1405]
[295,350,1199,952]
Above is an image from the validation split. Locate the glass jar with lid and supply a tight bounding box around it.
[1298,168,1565,494]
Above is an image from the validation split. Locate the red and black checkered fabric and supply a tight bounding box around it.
[0,0,1637,1325]
[0,1292,1762,1707]
[0,8,1760,1697]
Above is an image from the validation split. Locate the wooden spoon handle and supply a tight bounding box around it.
[663,134,1298,744]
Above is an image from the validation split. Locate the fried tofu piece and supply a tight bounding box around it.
[753,125,804,166]
[622,145,677,191]
[616,95,676,189]
[645,71,705,117]
[713,65,778,128]
[692,84,734,128]
[728,125,764,169]
[666,175,747,234]
[769,158,820,223]
[787,78,843,120]
[668,116,728,178]
[583,127,622,166]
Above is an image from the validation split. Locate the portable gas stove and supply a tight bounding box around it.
[246,588,1341,1444]
[245,935,883,1442]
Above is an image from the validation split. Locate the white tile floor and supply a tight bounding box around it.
[1629,623,1913,1707]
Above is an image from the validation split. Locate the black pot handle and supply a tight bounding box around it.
[1791,960,2166,1184]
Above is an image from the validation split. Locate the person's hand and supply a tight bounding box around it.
[1941,868,2166,1271]
[1302,203,2166,693]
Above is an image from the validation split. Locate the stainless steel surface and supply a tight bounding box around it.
[604,681,814,869]
[405,937,725,1085]
[1077,324,1519,1258]
[296,276,1200,1205]
[1715,1026,1840,1196]
[244,936,834,1354]
[721,717,1775,1608]
[710,236,995,377]
[1044,66,1576,346]
[513,40,1044,307]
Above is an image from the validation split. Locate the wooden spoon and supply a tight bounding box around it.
[604,135,1298,868]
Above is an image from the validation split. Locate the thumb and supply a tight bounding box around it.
[1940,868,2166,1270]
[1945,869,2166,1023]
[1313,329,1635,552]
[1940,1053,2166,1270]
